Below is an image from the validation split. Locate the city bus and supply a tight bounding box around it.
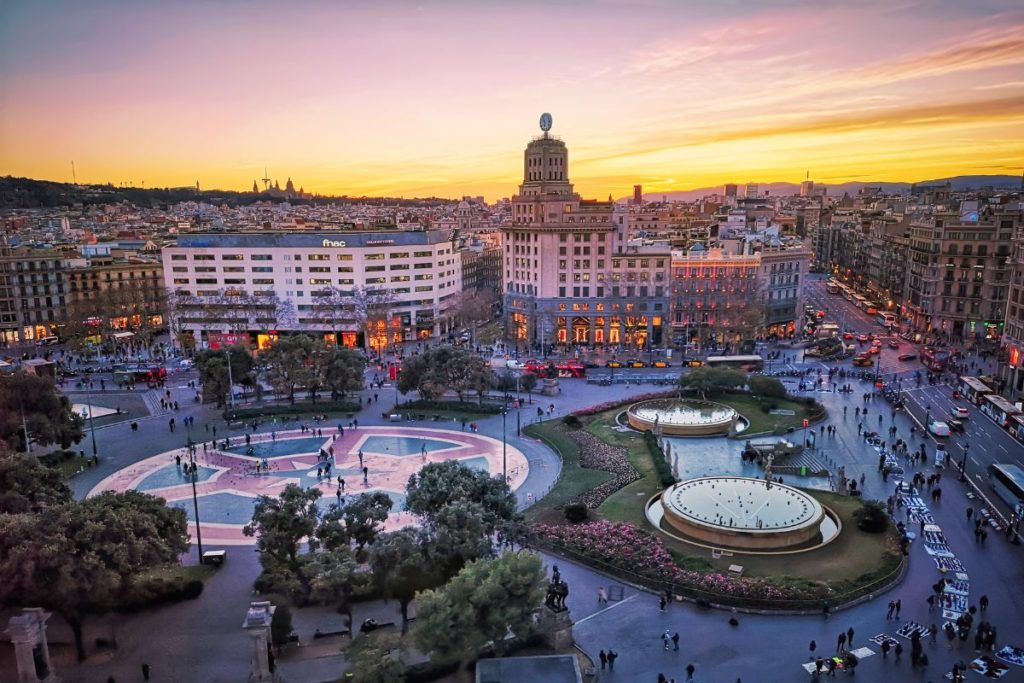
[876,312,897,328]
[958,376,994,405]
[987,463,1024,518]
[705,355,764,371]
[980,393,1022,428]
[826,281,841,295]
[524,360,586,379]
[920,347,950,372]
[852,294,868,310]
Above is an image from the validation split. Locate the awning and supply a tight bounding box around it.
[113,332,135,340]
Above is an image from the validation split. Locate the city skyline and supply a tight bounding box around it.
[2,0,1024,200]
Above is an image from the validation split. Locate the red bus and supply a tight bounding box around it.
[921,347,949,372]
[524,360,586,379]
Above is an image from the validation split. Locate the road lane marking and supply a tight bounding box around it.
[573,593,639,625]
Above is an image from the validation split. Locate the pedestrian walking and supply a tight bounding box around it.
[598,586,608,603]
[141,663,151,681]
[809,639,817,660]
[881,640,890,658]
[672,632,679,651]
[886,600,896,620]
[846,627,854,647]
[686,663,695,680]
[980,595,989,612]
[607,651,617,670]
[895,599,902,619]
[599,650,607,669]
[662,629,671,650]
[659,595,666,612]
[837,632,846,652]
[894,642,903,662]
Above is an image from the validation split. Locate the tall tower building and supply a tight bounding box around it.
[502,113,669,350]
[724,184,738,198]
[633,184,643,205]
[745,183,760,199]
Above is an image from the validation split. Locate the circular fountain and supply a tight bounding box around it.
[627,398,740,436]
[651,476,836,551]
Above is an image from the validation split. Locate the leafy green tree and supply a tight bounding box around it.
[322,346,367,399]
[260,334,318,403]
[396,346,492,402]
[194,344,253,406]
[244,484,321,584]
[519,372,538,404]
[311,493,391,555]
[0,371,84,451]
[413,551,546,668]
[368,528,443,633]
[748,374,788,398]
[347,632,406,683]
[678,366,747,398]
[307,545,367,630]
[0,451,73,513]
[405,461,518,535]
[0,491,188,660]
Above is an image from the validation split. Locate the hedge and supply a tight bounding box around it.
[394,399,505,415]
[224,400,361,421]
[114,573,205,613]
[643,431,677,487]
[37,450,79,467]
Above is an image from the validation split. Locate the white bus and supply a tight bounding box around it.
[988,463,1024,518]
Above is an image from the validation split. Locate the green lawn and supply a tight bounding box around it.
[718,392,824,436]
[523,421,613,524]
[535,409,900,598]
[51,455,94,480]
[589,417,664,528]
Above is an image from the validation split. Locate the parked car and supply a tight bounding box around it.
[625,359,646,368]
[651,360,671,368]
[852,357,873,367]
[898,353,917,361]
[887,340,900,349]
[950,406,970,419]
[605,360,623,368]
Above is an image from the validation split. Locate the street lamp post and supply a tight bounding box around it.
[85,381,98,459]
[501,407,508,483]
[515,371,522,436]
[188,449,204,560]
[225,347,235,409]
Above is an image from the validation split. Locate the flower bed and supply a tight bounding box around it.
[564,428,640,509]
[533,520,825,604]
[573,390,678,417]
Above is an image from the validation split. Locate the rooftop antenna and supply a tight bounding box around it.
[71,160,77,185]
[262,167,271,191]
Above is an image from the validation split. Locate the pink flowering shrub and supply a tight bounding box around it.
[533,520,826,603]
[573,390,677,417]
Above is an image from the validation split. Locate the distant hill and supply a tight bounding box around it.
[635,175,1022,202]
[0,176,455,209]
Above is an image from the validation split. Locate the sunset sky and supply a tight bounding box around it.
[1,0,1023,200]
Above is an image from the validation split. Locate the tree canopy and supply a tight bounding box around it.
[0,451,73,514]
[396,346,493,401]
[0,485,188,660]
[413,551,546,667]
[0,371,84,451]
[194,344,254,406]
[678,366,747,398]
[405,460,518,536]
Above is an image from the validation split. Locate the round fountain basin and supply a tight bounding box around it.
[659,476,827,551]
[627,398,737,436]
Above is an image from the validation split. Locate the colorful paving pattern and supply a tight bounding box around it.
[88,426,530,545]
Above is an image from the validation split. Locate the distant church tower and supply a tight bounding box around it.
[285,177,295,194]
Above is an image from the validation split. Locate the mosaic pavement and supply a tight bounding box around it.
[88,426,530,545]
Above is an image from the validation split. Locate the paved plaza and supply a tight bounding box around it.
[3,351,1024,683]
[89,426,531,543]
